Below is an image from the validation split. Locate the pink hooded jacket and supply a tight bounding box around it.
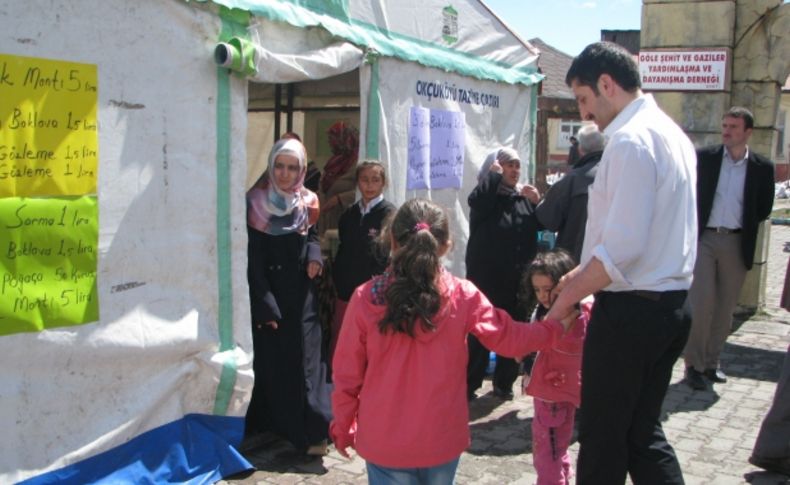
[524,301,591,407]
[330,271,566,468]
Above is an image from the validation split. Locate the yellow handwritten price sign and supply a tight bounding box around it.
[0,196,99,335]
[0,53,98,197]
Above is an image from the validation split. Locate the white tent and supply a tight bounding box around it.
[0,0,541,483]
[219,0,542,271]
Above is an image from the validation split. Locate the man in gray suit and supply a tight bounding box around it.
[683,107,775,390]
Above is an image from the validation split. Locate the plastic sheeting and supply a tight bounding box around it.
[238,16,365,83]
[207,0,542,86]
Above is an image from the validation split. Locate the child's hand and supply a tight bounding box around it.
[307,261,322,279]
[334,439,353,459]
[329,422,355,459]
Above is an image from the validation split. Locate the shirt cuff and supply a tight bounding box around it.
[590,244,629,287]
[307,242,323,265]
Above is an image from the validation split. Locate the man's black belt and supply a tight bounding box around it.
[603,289,688,302]
[628,290,662,301]
[706,226,741,234]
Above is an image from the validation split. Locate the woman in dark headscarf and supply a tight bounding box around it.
[317,121,360,235]
[246,138,332,455]
[465,147,542,401]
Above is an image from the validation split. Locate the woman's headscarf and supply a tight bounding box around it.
[477,150,500,185]
[320,121,359,193]
[247,138,320,235]
[476,147,523,193]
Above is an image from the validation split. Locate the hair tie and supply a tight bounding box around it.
[413,222,430,233]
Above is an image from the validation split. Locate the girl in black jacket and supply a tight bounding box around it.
[330,161,395,361]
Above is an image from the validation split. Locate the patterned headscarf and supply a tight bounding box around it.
[247,138,320,236]
[320,121,359,193]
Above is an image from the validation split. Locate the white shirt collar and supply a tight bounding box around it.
[603,93,651,138]
[724,146,749,166]
[359,194,384,215]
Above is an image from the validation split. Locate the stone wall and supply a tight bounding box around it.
[641,0,790,308]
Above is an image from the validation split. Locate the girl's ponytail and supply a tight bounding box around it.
[379,199,450,336]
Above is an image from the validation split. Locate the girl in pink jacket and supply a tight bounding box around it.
[330,198,576,484]
[521,249,590,485]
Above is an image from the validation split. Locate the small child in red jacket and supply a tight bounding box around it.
[330,199,578,484]
[521,249,590,485]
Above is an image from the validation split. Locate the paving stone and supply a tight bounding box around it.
[333,458,366,476]
[684,473,714,485]
[219,221,790,484]
[715,426,747,441]
[675,438,706,453]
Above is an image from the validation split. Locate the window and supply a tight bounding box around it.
[557,120,583,149]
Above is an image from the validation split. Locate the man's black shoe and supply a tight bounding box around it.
[704,368,727,383]
[749,454,790,476]
[492,387,514,401]
[685,367,707,390]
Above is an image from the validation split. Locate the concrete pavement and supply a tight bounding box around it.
[221,223,790,485]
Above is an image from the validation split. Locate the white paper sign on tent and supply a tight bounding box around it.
[429,109,465,190]
[407,106,465,190]
[407,106,431,189]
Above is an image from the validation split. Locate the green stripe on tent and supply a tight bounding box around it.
[365,53,380,160]
[213,357,238,416]
[204,0,543,86]
[212,6,249,416]
[529,86,538,183]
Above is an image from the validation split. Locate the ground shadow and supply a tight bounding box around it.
[468,392,508,421]
[661,381,721,417]
[468,410,533,456]
[732,310,756,333]
[660,338,784,417]
[720,342,785,383]
[468,407,582,458]
[744,469,790,484]
[221,469,257,481]
[236,434,328,476]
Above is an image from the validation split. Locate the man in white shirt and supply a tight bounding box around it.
[547,42,697,484]
[683,107,775,390]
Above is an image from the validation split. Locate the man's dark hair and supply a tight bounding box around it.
[724,106,754,130]
[565,41,641,94]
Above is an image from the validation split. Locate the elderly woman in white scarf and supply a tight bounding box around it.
[245,138,332,456]
[465,147,542,401]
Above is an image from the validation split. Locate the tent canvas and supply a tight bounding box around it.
[1,1,253,483]
[233,0,542,272]
[0,0,540,483]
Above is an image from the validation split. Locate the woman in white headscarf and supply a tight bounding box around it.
[465,147,542,401]
[246,138,332,455]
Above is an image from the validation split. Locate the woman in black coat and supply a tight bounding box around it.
[246,138,332,455]
[465,147,541,400]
